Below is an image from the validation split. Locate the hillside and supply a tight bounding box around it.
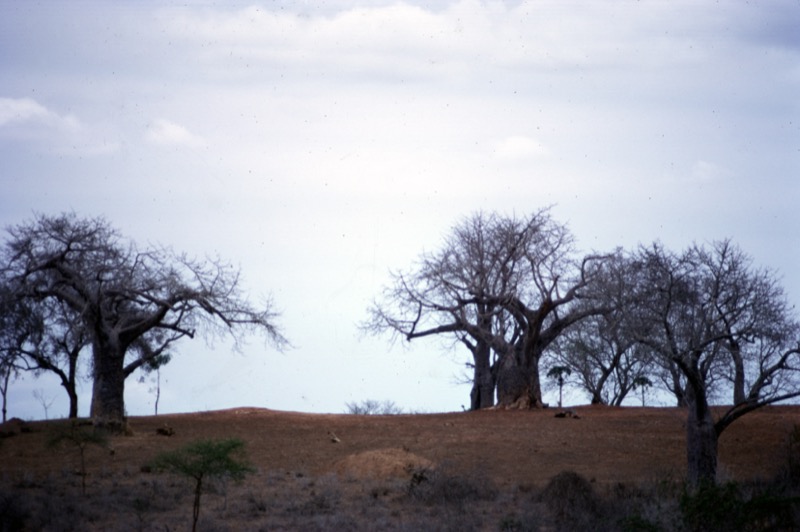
[1,405,798,530]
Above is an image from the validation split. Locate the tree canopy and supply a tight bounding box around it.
[0,213,287,428]
[365,209,612,410]
[366,210,800,485]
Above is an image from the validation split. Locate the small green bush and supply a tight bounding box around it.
[150,438,254,532]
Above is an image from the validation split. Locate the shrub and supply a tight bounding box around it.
[47,422,110,495]
[680,480,798,532]
[150,438,254,532]
[345,399,404,415]
[407,464,497,506]
[541,471,604,531]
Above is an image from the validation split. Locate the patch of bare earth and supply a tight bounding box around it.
[1,405,798,530]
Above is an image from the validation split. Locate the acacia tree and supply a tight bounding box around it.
[0,350,19,423]
[365,209,610,410]
[0,213,287,429]
[551,252,652,406]
[633,241,800,486]
[0,285,42,422]
[0,296,90,418]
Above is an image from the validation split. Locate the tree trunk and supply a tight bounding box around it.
[729,341,746,405]
[66,353,79,418]
[66,385,79,419]
[90,336,127,431]
[685,387,718,486]
[469,341,495,410]
[497,365,528,408]
[527,364,545,408]
[1,366,10,423]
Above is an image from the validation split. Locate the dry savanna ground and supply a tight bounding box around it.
[1,405,799,531]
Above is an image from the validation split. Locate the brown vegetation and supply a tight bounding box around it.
[1,405,798,530]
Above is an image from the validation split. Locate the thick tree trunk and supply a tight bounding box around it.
[497,365,527,407]
[469,349,496,410]
[90,336,128,431]
[496,360,545,409]
[527,364,544,408]
[685,388,718,486]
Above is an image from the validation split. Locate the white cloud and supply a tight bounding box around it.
[156,2,656,82]
[0,96,118,155]
[493,135,549,160]
[0,97,51,126]
[145,119,204,148]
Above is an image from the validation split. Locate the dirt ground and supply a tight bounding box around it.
[1,405,798,530]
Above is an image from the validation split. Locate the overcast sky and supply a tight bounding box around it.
[1,1,798,420]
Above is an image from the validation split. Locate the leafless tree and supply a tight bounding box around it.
[632,240,800,486]
[0,352,19,423]
[551,251,652,406]
[365,209,610,410]
[364,212,520,409]
[1,213,287,430]
[0,294,89,418]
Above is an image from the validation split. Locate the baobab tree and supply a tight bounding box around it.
[0,213,287,430]
[365,208,611,409]
[364,212,523,409]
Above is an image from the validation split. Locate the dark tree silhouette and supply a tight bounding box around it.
[633,240,800,486]
[551,251,651,406]
[365,209,610,409]
[546,365,571,408]
[1,213,287,429]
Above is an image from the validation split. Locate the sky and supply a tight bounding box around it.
[1,0,798,420]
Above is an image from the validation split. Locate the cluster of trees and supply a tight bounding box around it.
[0,213,286,431]
[365,209,800,484]
[2,209,799,486]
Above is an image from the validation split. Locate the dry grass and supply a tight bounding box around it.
[1,405,798,530]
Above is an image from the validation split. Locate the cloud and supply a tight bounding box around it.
[145,119,204,148]
[0,97,52,126]
[155,2,654,82]
[0,96,118,155]
[493,136,549,160]
[691,160,727,183]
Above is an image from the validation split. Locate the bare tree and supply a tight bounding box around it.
[1,213,287,430]
[365,209,610,410]
[551,252,652,406]
[633,241,800,486]
[364,212,521,409]
[1,296,89,418]
[554,313,652,406]
[0,353,18,423]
